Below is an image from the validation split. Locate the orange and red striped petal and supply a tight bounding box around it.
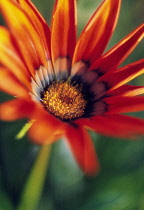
[65,125,99,175]
[28,121,64,145]
[99,59,144,89]
[51,0,76,62]
[76,114,144,138]
[0,99,36,121]
[0,26,31,88]
[105,96,144,113]
[73,0,121,64]
[0,67,29,98]
[90,24,144,73]
[108,85,144,97]
[28,107,66,144]
[1,0,48,74]
[17,0,51,60]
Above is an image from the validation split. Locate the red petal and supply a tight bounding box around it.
[77,114,144,138]
[1,0,48,74]
[0,67,29,98]
[65,125,99,175]
[28,107,66,144]
[107,85,144,97]
[0,99,36,121]
[51,0,76,62]
[0,26,31,88]
[52,0,58,15]
[73,0,121,64]
[99,59,144,89]
[91,24,144,72]
[105,96,144,113]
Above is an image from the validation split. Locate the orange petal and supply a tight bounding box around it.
[0,26,31,88]
[99,59,144,89]
[105,96,144,113]
[91,24,144,72]
[28,107,66,144]
[17,0,51,60]
[76,114,144,138]
[65,125,99,176]
[0,67,29,98]
[73,0,121,64]
[51,0,76,62]
[0,99,36,121]
[107,85,144,97]
[1,0,47,74]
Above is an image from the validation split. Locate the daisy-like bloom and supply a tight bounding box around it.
[0,0,144,175]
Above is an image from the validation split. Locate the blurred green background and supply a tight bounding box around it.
[0,0,144,210]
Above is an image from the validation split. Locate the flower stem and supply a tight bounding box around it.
[17,144,51,210]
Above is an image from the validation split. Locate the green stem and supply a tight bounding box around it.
[17,144,51,210]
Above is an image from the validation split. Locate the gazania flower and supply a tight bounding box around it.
[0,0,144,175]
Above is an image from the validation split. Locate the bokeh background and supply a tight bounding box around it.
[0,0,144,209]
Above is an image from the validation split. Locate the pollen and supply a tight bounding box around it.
[42,81,87,120]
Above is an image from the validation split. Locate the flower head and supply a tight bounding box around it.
[0,0,144,175]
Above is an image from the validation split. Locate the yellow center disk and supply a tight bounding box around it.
[42,81,86,120]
